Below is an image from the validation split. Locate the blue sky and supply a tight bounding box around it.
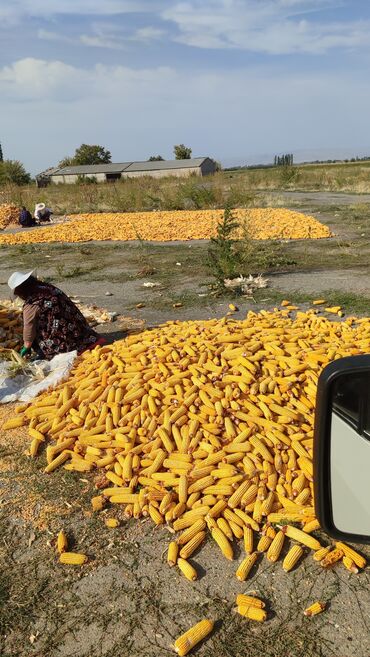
[1,0,370,174]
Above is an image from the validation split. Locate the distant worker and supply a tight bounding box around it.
[34,202,53,223]
[7,271,105,360]
[19,206,36,228]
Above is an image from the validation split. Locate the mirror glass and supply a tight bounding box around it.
[330,372,370,535]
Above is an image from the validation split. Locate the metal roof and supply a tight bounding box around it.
[125,158,209,172]
[54,163,133,175]
[42,158,211,177]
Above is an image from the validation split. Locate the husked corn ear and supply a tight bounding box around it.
[3,416,26,429]
[313,546,331,562]
[177,558,198,581]
[243,526,254,554]
[237,605,266,622]
[179,531,206,559]
[174,619,214,656]
[105,518,120,528]
[342,556,359,573]
[167,541,179,567]
[304,602,326,617]
[236,594,265,609]
[256,535,272,553]
[236,552,258,581]
[59,552,87,565]
[178,519,206,546]
[57,530,68,554]
[335,542,366,569]
[282,525,321,551]
[320,548,344,567]
[283,545,304,572]
[91,495,104,512]
[266,531,285,562]
[211,527,233,561]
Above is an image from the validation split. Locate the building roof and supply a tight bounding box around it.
[124,158,209,172]
[54,163,133,175]
[47,158,210,177]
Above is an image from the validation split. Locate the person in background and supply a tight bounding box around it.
[7,271,105,360]
[19,206,36,228]
[34,202,53,223]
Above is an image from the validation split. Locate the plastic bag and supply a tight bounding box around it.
[0,351,77,403]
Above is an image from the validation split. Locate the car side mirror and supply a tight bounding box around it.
[314,355,370,543]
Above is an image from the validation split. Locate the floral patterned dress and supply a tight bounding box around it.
[24,282,99,359]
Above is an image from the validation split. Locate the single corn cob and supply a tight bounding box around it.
[236,552,258,581]
[335,542,366,569]
[283,545,304,572]
[167,541,179,567]
[211,527,233,561]
[266,530,285,562]
[179,531,206,559]
[237,605,266,622]
[243,526,254,554]
[105,518,120,528]
[236,594,265,609]
[56,530,68,554]
[59,552,87,566]
[177,558,198,581]
[342,556,359,574]
[282,525,321,551]
[174,619,214,656]
[320,548,344,567]
[304,601,326,617]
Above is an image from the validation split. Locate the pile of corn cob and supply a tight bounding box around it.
[4,308,368,586]
[0,208,331,245]
[0,203,20,230]
[0,303,23,350]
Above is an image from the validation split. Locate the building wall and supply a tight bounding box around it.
[200,158,218,175]
[122,167,202,179]
[50,173,107,184]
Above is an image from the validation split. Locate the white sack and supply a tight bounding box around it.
[0,351,77,403]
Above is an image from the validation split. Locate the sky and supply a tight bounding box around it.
[1,0,370,174]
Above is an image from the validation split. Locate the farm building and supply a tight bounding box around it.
[37,158,217,186]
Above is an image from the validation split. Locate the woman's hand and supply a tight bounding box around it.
[20,346,31,358]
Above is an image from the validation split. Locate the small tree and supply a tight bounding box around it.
[148,155,164,161]
[174,144,192,160]
[0,160,31,185]
[59,144,112,167]
[207,206,240,292]
[0,143,3,163]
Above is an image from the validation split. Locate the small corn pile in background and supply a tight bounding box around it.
[0,203,20,230]
[4,308,368,591]
[0,208,332,245]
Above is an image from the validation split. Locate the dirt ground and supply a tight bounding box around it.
[1,192,370,657]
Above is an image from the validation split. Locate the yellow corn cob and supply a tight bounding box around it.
[167,541,179,567]
[283,545,304,572]
[243,526,254,554]
[282,525,321,551]
[211,527,233,561]
[257,535,272,553]
[303,602,326,617]
[56,530,68,554]
[3,416,26,429]
[266,530,285,562]
[313,546,331,562]
[105,518,120,528]
[237,605,266,621]
[148,504,164,525]
[177,558,198,581]
[342,556,359,574]
[174,619,214,656]
[236,552,258,581]
[179,531,206,559]
[91,495,104,512]
[59,552,87,565]
[335,542,366,569]
[320,548,344,567]
[236,594,265,609]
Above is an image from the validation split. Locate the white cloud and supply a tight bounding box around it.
[1,55,369,175]
[0,0,161,21]
[162,0,370,54]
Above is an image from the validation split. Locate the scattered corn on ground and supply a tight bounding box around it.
[0,203,19,230]
[0,208,332,245]
[4,307,368,604]
[0,302,23,350]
